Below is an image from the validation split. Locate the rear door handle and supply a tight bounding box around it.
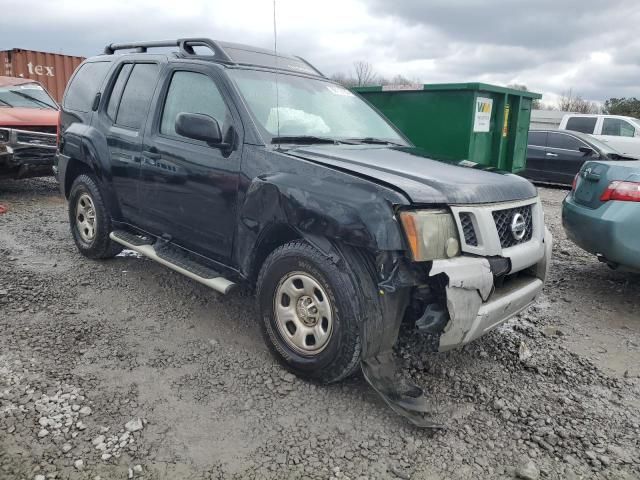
[142,149,161,160]
[545,152,558,157]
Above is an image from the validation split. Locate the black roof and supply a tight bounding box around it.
[102,38,324,78]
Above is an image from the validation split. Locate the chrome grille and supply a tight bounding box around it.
[15,130,57,148]
[492,205,533,248]
[459,213,478,246]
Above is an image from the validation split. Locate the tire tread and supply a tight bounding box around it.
[256,240,362,384]
[68,174,122,260]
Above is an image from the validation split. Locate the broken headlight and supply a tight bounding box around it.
[399,209,460,261]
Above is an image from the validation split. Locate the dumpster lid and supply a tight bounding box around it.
[353,82,542,99]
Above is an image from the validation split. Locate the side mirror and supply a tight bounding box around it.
[579,146,595,156]
[175,112,223,146]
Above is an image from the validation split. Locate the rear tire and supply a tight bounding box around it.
[68,174,122,259]
[256,240,362,384]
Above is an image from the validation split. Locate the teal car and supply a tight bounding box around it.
[563,159,640,272]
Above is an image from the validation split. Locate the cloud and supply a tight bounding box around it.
[1,0,639,103]
[363,0,640,101]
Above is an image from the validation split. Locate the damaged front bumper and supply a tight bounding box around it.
[430,227,552,351]
[0,127,57,179]
[358,198,552,428]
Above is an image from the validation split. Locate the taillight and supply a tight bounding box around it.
[600,181,640,202]
[571,174,579,191]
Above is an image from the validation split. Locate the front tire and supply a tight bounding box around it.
[257,241,362,384]
[68,174,122,259]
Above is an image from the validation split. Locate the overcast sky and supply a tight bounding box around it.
[2,0,639,105]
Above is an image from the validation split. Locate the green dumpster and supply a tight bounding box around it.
[353,83,542,173]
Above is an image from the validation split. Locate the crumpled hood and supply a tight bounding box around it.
[287,145,537,205]
[0,107,58,128]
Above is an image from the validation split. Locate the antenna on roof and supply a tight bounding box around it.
[273,0,281,150]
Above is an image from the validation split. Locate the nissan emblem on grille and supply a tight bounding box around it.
[510,213,527,241]
[492,205,533,248]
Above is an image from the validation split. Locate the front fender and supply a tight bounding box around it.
[235,170,410,277]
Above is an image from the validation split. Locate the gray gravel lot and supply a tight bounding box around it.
[1,178,639,480]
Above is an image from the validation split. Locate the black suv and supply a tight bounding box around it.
[56,38,551,426]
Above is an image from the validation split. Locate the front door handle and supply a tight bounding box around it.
[142,149,161,160]
[545,152,558,157]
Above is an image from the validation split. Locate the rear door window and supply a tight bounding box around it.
[106,64,133,120]
[115,63,160,130]
[528,131,547,147]
[64,62,111,112]
[602,118,636,137]
[565,116,597,134]
[547,132,585,151]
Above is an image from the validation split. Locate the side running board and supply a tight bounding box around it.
[109,231,235,294]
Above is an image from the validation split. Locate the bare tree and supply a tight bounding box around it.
[329,72,357,88]
[557,89,599,114]
[389,74,413,86]
[331,63,421,88]
[353,61,377,87]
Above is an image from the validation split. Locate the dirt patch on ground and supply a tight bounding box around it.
[1,178,639,479]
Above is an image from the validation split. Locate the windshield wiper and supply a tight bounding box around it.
[271,135,348,145]
[9,90,56,109]
[0,98,12,107]
[348,137,404,146]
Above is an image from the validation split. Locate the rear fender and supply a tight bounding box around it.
[61,123,122,218]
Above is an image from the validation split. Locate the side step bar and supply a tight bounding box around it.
[109,231,235,294]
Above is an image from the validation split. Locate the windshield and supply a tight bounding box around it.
[0,83,57,109]
[228,69,406,144]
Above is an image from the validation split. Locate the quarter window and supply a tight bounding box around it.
[602,118,635,137]
[160,71,230,139]
[115,63,160,130]
[547,132,585,151]
[64,62,110,113]
[565,116,597,134]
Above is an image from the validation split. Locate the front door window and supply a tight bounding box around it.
[602,118,636,137]
[160,71,232,141]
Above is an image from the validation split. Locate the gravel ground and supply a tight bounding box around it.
[0,178,639,480]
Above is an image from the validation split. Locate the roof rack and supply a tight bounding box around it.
[294,56,325,78]
[102,37,325,78]
[103,38,233,63]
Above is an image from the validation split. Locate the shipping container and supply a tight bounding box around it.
[1,49,85,103]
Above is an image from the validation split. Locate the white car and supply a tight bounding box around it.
[559,114,640,157]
